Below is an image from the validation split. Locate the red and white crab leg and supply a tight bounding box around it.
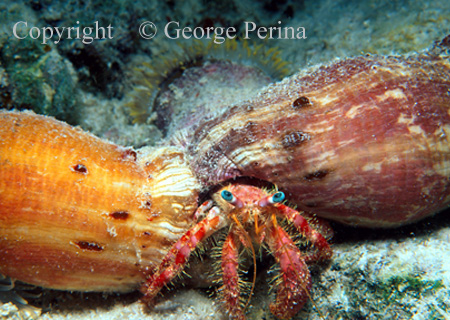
[266,218,312,320]
[220,231,245,319]
[141,201,226,305]
[276,204,332,263]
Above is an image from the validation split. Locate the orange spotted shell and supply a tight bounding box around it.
[0,110,199,292]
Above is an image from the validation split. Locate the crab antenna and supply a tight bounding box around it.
[231,214,257,314]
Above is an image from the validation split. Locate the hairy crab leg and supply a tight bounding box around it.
[220,231,245,320]
[277,205,333,263]
[266,217,312,320]
[141,202,226,306]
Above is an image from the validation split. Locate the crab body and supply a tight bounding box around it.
[141,183,332,319]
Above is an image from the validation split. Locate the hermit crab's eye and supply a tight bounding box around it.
[221,189,244,208]
[221,190,235,202]
[271,191,285,203]
[258,191,286,207]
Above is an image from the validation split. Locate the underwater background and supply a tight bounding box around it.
[0,0,450,319]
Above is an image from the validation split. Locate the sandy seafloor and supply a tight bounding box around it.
[1,0,450,319]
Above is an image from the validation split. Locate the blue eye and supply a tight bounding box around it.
[272,192,285,203]
[221,190,235,202]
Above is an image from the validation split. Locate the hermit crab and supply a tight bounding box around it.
[141,182,333,319]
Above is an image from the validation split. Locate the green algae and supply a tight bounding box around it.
[369,275,444,303]
[1,34,78,124]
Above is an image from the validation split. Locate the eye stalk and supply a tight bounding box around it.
[258,191,285,207]
[221,189,244,208]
